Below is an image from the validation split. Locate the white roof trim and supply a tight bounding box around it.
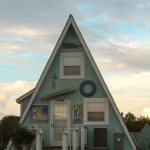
[19,15,136,149]
[7,140,12,150]
[16,88,34,104]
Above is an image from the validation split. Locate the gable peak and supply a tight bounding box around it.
[69,14,73,18]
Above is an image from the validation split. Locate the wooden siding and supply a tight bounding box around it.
[21,96,31,115]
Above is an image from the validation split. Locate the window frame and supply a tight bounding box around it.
[60,52,84,79]
[84,98,109,125]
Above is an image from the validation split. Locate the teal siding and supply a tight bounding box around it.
[21,96,31,114]
[86,102,133,150]
[21,25,134,149]
[8,144,15,150]
[132,124,150,150]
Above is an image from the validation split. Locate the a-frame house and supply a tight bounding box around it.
[8,15,137,150]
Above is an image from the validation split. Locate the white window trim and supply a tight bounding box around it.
[60,52,84,79]
[84,98,109,125]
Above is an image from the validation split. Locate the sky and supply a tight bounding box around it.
[0,0,150,119]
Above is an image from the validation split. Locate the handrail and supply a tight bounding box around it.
[62,126,87,150]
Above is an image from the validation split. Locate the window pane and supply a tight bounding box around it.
[88,112,104,121]
[88,102,105,112]
[64,66,80,75]
[64,57,80,66]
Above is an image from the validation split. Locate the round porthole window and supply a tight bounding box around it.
[79,80,96,97]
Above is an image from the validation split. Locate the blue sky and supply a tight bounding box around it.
[0,0,150,119]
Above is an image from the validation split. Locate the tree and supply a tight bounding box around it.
[124,112,136,122]
[122,112,150,132]
[0,115,20,148]
[11,127,26,150]
[123,112,137,132]
[136,115,150,131]
[0,115,35,150]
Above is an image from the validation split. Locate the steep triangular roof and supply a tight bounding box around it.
[140,123,150,135]
[19,15,136,149]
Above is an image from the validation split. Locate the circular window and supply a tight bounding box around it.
[80,80,96,97]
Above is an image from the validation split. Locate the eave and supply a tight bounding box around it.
[41,88,76,100]
[16,88,35,104]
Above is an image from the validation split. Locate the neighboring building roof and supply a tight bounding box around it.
[130,133,139,149]
[131,123,150,150]
[19,14,136,149]
[16,88,35,104]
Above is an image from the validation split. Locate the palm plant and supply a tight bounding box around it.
[23,129,36,150]
[11,127,36,150]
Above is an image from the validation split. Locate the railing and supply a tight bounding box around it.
[62,126,87,150]
[28,125,42,150]
[80,126,87,150]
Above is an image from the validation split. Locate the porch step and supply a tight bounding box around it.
[43,146,81,150]
[43,146,62,150]
[92,146,109,150]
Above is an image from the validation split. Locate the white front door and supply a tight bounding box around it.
[51,101,69,146]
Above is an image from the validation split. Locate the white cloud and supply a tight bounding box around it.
[0,80,36,119]
[90,38,150,72]
[0,89,9,107]
[0,112,6,119]
[1,26,59,38]
[6,27,48,37]
[143,107,150,117]
[104,72,150,117]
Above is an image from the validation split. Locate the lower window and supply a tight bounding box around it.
[84,98,109,125]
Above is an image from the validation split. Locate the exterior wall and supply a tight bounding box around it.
[21,96,31,115]
[86,103,133,150]
[132,124,150,150]
[21,25,134,149]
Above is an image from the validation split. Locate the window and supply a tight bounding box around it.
[84,98,109,125]
[64,57,80,75]
[88,102,105,121]
[60,52,84,79]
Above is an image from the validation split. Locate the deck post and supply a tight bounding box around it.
[36,128,42,150]
[62,130,68,150]
[72,128,79,150]
[81,126,87,150]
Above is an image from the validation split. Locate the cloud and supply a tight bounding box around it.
[5,27,48,37]
[0,0,149,74]
[88,37,150,72]
[0,40,54,51]
[0,111,6,119]
[0,0,77,28]
[143,107,150,117]
[0,80,36,100]
[0,89,9,107]
[0,80,36,119]
[104,72,150,117]
[92,0,150,25]
[105,72,150,94]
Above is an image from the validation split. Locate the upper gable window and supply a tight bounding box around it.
[60,52,84,79]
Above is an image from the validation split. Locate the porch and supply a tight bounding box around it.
[31,125,115,150]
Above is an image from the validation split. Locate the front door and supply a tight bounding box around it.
[51,101,69,146]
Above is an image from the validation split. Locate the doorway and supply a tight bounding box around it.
[51,101,69,146]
